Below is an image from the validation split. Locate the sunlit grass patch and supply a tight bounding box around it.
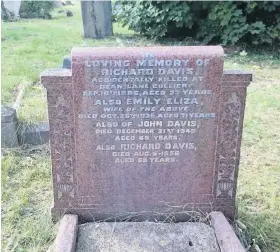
[236,76,280,251]
[1,148,56,252]
[17,84,48,123]
[1,4,135,106]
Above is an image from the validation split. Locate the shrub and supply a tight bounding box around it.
[19,0,55,19]
[113,1,280,46]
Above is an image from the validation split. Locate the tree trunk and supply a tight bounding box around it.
[81,0,113,38]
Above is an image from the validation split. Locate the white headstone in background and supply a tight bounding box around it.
[55,1,63,8]
[2,0,21,18]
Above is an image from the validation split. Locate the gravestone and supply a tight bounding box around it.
[2,0,21,19]
[41,46,252,221]
[1,107,19,148]
[81,0,113,38]
[55,1,63,8]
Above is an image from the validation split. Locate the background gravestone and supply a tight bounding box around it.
[1,107,19,148]
[81,0,113,38]
[2,0,21,20]
[41,46,252,221]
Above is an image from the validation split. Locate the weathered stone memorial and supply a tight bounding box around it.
[41,46,252,222]
[81,0,113,39]
[1,107,19,148]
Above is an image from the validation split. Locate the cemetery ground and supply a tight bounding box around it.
[1,4,280,252]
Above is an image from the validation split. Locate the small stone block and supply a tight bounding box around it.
[19,121,49,145]
[53,214,78,252]
[1,107,19,148]
[210,211,245,252]
[1,106,17,123]
[63,56,71,69]
[76,222,220,252]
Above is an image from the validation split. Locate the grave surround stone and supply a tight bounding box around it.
[1,107,19,148]
[19,121,49,145]
[41,46,252,221]
[76,222,220,252]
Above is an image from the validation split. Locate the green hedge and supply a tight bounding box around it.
[19,0,55,19]
[113,1,280,46]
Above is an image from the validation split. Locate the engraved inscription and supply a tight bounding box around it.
[78,58,216,164]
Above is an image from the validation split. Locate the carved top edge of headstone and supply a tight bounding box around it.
[41,68,71,77]
[222,70,252,86]
[41,47,252,88]
[71,46,224,63]
[1,106,17,123]
[41,68,72,87]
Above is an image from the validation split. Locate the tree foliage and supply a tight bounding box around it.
[113,1,280,45]
[19,0,55,19]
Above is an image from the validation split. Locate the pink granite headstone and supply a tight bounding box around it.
[41,46,252,221]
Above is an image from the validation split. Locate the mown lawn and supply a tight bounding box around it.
[1,3,280,252]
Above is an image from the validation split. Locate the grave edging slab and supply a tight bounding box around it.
[50,212,245,252]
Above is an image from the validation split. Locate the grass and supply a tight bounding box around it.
[225,54,280,251]
[1,3,280,252]
[236,78,280,250]
[1,147,57,252]
[17,85,48,123]
[1,4,135,105]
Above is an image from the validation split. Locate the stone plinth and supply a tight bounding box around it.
[19,121,49,145]
[50,211,245,252]
[1,107,19,148]
[41,46,252,221]
[77,222,220,252]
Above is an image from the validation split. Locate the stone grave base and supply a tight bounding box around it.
[76,222,219,252]
[49,212,245,252]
